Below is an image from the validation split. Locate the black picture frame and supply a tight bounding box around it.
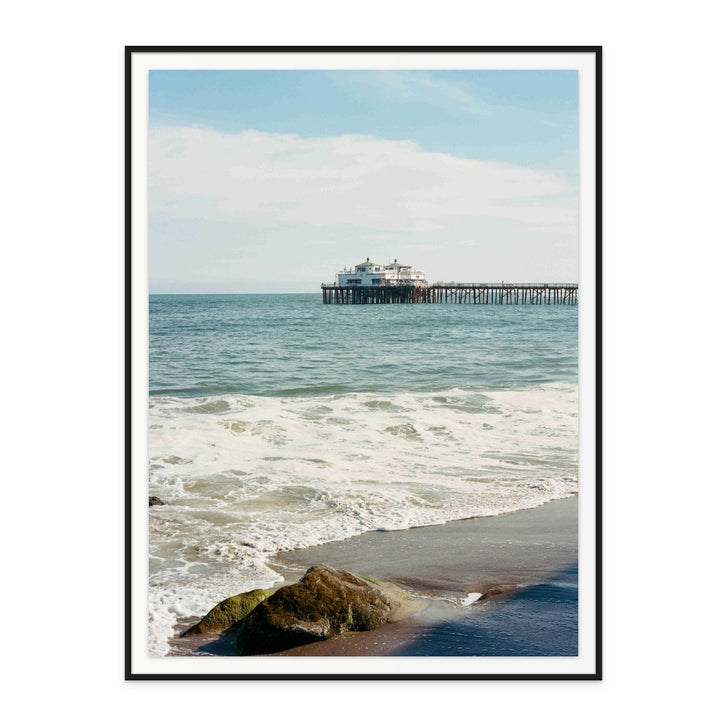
[126,45,602,680]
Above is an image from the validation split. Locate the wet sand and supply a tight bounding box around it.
[275,494,577,593]
[171,495,578,657]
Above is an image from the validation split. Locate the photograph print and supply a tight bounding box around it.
[127,47,601,679]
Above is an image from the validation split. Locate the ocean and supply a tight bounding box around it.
[148,293,578,656]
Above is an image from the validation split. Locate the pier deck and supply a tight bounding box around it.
[321,283,578,305]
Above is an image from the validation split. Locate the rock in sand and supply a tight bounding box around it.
[235,565,421,655]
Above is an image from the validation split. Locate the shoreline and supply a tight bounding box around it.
[170,495,578,657]
[274,493,578,592]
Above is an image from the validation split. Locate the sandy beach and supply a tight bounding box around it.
[171,495,577,657]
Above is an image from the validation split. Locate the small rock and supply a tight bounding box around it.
[148,496,166,506]
[180,588,273,637]
[481,586,506,600]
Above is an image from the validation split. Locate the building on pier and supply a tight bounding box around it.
[335,258,427,287]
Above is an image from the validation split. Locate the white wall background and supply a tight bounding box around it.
[2,0,717,717]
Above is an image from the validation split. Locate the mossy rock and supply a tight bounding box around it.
[236,566,394,655]
[180,588,274,637]
[149,496,166,506]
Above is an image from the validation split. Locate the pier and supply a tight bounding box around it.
[321,283,578,305]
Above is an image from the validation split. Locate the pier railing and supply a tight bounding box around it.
[321,283,578,305]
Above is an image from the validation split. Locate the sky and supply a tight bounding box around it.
[148,70,578,293]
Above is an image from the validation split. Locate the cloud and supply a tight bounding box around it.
[149,126,575,236]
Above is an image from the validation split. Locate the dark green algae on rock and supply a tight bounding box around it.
[180,588,273,637]
[233,565,421,656]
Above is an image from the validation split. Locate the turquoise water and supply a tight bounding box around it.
[148,293,578,655]
[150,294,577,397]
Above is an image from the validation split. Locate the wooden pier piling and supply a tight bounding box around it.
[321,283,578,305]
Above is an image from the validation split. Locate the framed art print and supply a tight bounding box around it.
[126,46,601,680]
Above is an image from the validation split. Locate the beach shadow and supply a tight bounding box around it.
[390,563,579,657]
[195,631,242,656]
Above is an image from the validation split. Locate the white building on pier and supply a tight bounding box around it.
[334,258,427,287]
